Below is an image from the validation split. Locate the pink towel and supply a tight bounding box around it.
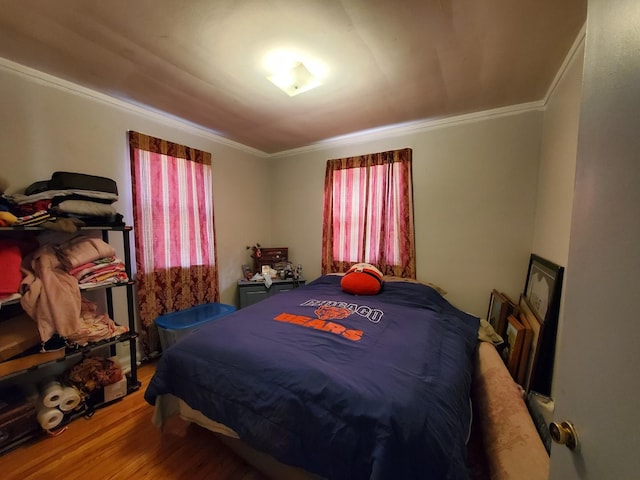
[20,244,82,342]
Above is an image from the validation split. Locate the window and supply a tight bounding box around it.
[321,148,416,277]
[128,131,219,350]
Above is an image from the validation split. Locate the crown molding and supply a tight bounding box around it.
[273,24,587,159]
[0,57,268,158]
[2,21,585,162]
[542,22,587,105]
[272,100,545,158]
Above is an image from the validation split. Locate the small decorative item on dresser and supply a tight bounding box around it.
[241,264,252,280]
[252,247,289,274]
[246,243,262,260]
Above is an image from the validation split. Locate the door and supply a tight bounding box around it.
[549,1,640,478]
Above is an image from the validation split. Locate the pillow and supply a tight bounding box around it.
[382,275,448,296]
[478,318,504,345]
[340,263,384,295]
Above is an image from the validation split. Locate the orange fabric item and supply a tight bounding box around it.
[340,263,384,295]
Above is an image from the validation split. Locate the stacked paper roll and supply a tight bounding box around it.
[37,406,64,430]
[36,380,83,430]
[41,380,64,408]
[58,386,81,412]
[37,381,64,430]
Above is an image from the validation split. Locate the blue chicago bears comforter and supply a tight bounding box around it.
[145,275,479,480]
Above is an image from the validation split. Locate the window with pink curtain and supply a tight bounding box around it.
[321,148,416,278]
[128,131,219,354]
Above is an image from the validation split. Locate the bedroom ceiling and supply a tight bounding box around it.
[0,0,587,155]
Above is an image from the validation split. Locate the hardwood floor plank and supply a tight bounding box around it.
[0,362,268,480]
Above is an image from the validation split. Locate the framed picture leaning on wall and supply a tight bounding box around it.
[524,254,563,322]
[518,295,543,392]
[503,314,526,380]
[487,289,509,338]
[523,254,564,396]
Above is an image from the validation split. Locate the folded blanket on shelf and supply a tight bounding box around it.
[5,189,118,205]
[53,199,117,217]
[20,235,125,343]
[56,235,116,271]
[65,297,128,346]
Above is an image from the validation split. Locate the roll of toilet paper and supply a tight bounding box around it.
[41,381,63,408]
[58,386,81,412]
[37,406,64,430]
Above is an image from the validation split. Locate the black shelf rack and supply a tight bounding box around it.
[0,225,141,454]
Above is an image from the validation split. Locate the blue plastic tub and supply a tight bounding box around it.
[154,302,236,350]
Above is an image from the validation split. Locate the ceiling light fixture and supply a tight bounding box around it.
[267,61,322,97]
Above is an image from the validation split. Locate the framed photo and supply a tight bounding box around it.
[518,295,543,391]
[516,310,534,387]
[524,254,564,322]
[487,290,517,338]
[487,290,507,337]
[522,254,564,396]
[502,314,526,379]
[241,264,252,280]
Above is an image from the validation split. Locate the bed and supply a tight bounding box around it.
[144,274,480,480]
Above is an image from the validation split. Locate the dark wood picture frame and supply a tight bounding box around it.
[524,254,564,322]
[503,314,526,379]
[516,311,534,387]
[254,247,288,273]
[518,295,543,391]
[487,289,511,338]
[523,254,564,396]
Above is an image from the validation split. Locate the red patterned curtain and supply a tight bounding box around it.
[129,131,219,355]
[321,147,415,278]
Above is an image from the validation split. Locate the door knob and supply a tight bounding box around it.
[549,420,580,451]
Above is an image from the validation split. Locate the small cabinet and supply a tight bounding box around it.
[238,278,306,309]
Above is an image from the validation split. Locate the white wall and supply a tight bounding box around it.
[267,33,585,322]
[533,41,584,267]
[1,40,582,325]
[532,38,584,399]
[269,111,544,318]
[0,60,271,308]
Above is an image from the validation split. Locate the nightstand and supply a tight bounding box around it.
[238,278,306,308]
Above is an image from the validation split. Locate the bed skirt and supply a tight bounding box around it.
[153,393,321,479]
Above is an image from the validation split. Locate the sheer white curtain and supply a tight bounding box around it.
[321,148,416,278]
[129,131,219,354]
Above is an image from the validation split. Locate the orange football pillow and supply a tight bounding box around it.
[340,263,384,295]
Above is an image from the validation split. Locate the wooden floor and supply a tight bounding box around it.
[0,362,268,480]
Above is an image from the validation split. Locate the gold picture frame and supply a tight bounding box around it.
[503,314,526,379]
[519,295,543,391]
